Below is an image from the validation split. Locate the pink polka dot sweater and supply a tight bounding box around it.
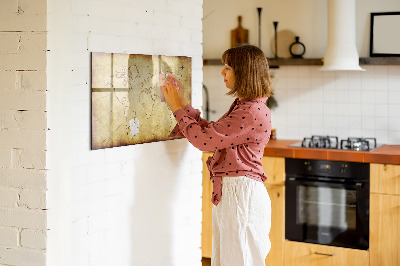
[170,97,271,205]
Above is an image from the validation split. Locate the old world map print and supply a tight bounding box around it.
[91,52,191,149]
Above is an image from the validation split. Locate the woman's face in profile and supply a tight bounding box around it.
[221,64,235,89]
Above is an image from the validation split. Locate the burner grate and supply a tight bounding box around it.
[340,137,377,151]
[301,135,339,149]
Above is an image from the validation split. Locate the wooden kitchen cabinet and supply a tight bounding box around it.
[201,154,286,266]
[370,163,400,195]
[264,184,285,266]
[370,163,400,266]
[284,241,369,266]
[202,152,213,258]
[262,156,285,266]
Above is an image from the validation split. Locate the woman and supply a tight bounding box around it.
[161,44,273,266]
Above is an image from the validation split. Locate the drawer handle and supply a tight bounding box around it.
[314,252,335,257]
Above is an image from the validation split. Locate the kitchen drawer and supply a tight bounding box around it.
[284,241,369,266]
[370,163,400,196]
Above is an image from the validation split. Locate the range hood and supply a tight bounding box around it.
[320,0,365,71]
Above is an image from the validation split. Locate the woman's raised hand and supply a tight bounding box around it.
[160,75,185,113]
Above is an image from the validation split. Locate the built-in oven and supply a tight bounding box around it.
[285,158,370,250]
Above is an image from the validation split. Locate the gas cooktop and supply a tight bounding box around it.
[289,135,382,151]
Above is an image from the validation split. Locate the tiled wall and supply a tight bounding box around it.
[203,65,400,144]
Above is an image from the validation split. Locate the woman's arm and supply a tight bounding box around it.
[161,76,210,138]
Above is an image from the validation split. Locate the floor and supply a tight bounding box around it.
[202,257,211,266]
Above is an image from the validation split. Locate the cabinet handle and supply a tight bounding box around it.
[314,252,335,257]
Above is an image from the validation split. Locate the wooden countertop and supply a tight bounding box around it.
[263,139,400,165]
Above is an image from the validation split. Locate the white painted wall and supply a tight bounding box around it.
[203,0,400,145]
[203,0,400,58]
[46,1,203,266]
[0,0,48,265]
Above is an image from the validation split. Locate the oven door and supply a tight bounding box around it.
[285,177,369,250]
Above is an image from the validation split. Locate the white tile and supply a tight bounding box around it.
[348,90,362,103]
[311,114,324,129]
[388,131,400,144]
[323,87,336,103]
[375,104,389,117]
[374,78,388,91]
[336,115,348,128]
[348,103,362,116]
[388,117,400,131]
[298,67,311,78]
[336,128,349,139]
[323,103,336,115]
[348,116,362,129]
[310,77,324,90]
[336,90,349,103]
[389,104,400,117]
[311,88,323,101]
[362,116,375,130]
[374,117,389,130]
[323,115,336,129]
[286,77,299,89]
[348,71,362,90]
[310,67,324,77]
[361,90,374,104]
[361,75,374,91]
[388,65,400,76]
[374,130,389,144]
[361,103,375,116]
[349,128,362,137]
[388,76,400,91]
[335,72,349,90]
[374,90,388,104]
[374,65,388,78]
[311,102,324,113]
[285,66,298,77]
[361,129,375,138]
[336,103,349,116]
[298,77,311,89]
[388,91,400,104]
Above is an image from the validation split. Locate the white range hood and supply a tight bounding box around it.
[320,0,365,71]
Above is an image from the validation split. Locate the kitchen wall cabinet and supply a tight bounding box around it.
[284,241,369,266]
[201,154,286,266]
[370,163,400,266]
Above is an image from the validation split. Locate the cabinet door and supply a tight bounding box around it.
[201,152,213,258]
[284,241,369,266]
[264,184,284,266]
[370,193,400,266]
[370,163,400,195]
[262,156,285,185]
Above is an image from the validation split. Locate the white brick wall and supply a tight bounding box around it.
[0,0,48,265]
[47,1,203,266]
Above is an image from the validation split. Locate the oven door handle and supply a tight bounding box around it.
[287,177,364,189]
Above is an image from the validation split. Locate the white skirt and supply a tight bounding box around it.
[212,176,271,266]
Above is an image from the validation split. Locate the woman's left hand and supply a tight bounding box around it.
[160,76,184,113]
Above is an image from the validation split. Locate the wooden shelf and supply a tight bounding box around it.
[203,58,323,67]
[359,57,400,65]
[203,57,400,67]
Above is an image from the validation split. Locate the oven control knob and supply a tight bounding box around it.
[340,164,347,174]
[304,161,312,171]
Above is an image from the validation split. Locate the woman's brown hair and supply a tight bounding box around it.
[221,44,273,99]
